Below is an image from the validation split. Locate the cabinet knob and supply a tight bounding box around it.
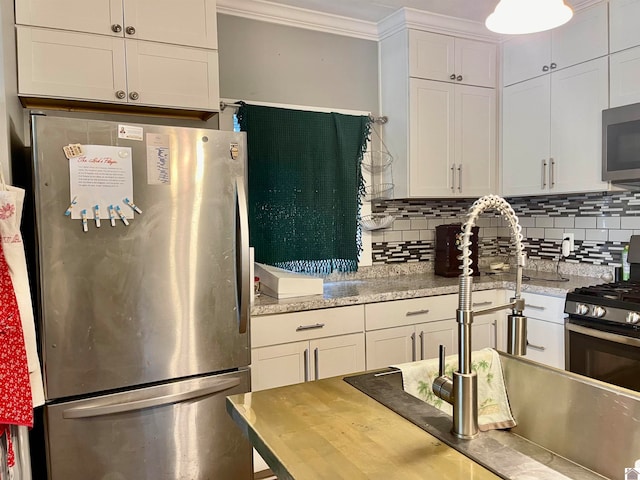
[550,62,557,69]
[126,26,136,35]
[450,74,456,80]
[115,90,126,99]
[542,65,550,72]
[456,75,463,81]
[129,91,140,101]
[111,24,122,33]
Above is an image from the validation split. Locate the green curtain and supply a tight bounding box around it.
[238,104,371,274]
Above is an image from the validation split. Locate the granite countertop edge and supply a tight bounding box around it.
[250,271,603,316]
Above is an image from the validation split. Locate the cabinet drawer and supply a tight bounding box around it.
[365,294,456,330]
[521,292,566,324]
[251,305,364,348]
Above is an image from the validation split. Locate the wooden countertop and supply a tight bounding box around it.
[226,375,501,480]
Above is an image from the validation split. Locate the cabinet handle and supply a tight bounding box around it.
[296,323,325,331]
[411,332,416,361]
[450,73,456,80]
[456,75,463,81]
[542,65,550,72]
[129,91,140,101]
[492,320,498,349]
[541,159,547,188]
[450,164,455,191]
[419,331,424,360]
[527,341,546,352]
[549,157,555,188]
[458,164,462,193]
[473,301,492,307]
[550,62,557,70]
[126,25,136,35]
[406,309,429,317]
[304,349,309,382]
[314,347,319,381]
[111,24,122,33]
[115,90,126,100]
[527,304,546,311]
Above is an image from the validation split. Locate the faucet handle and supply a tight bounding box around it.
[438,344,446,376]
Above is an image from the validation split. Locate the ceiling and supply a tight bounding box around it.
[253,0,580,24]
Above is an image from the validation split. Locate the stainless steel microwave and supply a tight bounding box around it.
[603,102,640,183]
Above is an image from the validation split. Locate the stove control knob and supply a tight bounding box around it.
[627,312,640,325]
[593,306,606,318]
[575,304,589,315]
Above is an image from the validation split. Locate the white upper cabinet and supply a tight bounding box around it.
[610,46,640,107]
[15,0,218,49]
[409,30,496,87]
[502,57,609,196]
[610,0,640,53]
[503,2,608,86]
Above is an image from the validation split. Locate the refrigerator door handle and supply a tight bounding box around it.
[62,378,240,419]
[236,176,250,334]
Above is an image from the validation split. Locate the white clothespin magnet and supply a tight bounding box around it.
[108,205,116,227]
[124,197,142,214]
[65,196,78,216]
[115,205,129,226]
[81,209,88,232]
[93,205,101,228]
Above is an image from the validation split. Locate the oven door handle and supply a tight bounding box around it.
[566,322,640,348]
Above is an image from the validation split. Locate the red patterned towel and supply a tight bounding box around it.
[0,241,33,469]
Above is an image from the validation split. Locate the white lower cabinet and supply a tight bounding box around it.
[513,291,567,369]
[250,305,365,391]
[365,290,502,370]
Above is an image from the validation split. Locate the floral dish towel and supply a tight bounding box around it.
[392,348,516,431]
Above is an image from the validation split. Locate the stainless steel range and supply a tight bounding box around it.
[565,236,640,392]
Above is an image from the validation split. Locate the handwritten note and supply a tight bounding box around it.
[68,145,134,219]
[146,133,170,185]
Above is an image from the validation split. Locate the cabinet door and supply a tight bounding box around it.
[15,0,122,36]
[523,318,565,369]
[502,76,551,196]
[610,0,640,53]
[409,30,455,82]
[454,38,496,88]
[409,78,454,197]
[16,27,127,103]
[123,0,218,48]
[417,319,457,361]
[502,31,551,86]
[455,85,495,197]
[251,341,308,391]
[610,46,640,108]
[550,57,609,194]
[366,326,415,370]
[551,2,608,72]
[125,40,220,110]
[471,316,498,351]
[312,333,365,380]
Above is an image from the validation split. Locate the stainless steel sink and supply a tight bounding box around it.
[345,352,640,479]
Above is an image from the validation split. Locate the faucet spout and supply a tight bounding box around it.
[432,195,528,440]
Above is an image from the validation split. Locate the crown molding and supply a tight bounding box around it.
[378,7,501,42]
[216,0,379,41]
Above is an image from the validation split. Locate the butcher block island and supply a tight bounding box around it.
[225,375,501,480]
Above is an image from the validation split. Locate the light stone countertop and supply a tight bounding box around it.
[251,269,604,316]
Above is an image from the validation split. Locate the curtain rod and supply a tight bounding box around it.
[220,101,388,124]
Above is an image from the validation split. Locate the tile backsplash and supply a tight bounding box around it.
[370,190,640,267]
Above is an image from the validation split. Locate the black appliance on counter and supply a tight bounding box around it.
[565,235,640,393]
[434,224,479,277]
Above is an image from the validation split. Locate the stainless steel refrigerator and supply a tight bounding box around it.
[25,113,252,479]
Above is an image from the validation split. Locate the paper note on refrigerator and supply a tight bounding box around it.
[146,133,171,185]
[68,145,134,219]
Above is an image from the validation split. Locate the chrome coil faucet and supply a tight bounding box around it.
[432,195,528,439]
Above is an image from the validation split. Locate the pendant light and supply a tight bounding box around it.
[486,0,573,35]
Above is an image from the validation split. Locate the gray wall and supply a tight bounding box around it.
[217,14,379,113]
